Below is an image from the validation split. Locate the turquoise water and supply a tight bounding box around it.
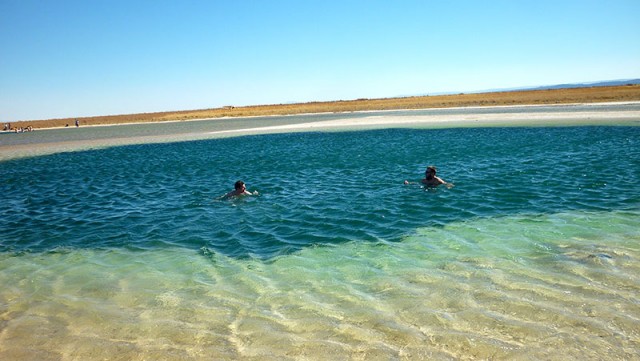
[1,121,640,359]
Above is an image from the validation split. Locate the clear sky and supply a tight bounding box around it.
[1,0,639,121]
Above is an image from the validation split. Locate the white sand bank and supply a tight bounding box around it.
[206,109,640,135]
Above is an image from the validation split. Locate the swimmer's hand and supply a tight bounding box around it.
[444,183,454,189]
[252,191,259,195]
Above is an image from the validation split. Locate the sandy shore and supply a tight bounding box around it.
[2,102,639,162]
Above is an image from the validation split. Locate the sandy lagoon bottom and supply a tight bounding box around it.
[1,210,639,360]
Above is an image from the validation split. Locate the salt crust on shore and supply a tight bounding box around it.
[2,103,639,161]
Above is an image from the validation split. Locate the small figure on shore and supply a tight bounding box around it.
[221,180,258,199]
[404,166,453,188]
[75,119,80,127]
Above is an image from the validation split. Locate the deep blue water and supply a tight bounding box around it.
[1,126,639,258]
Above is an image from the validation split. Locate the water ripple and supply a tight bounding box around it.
[1,126,639,258]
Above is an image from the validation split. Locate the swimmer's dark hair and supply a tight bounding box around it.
[234,180,245,190]
[426,166,437,175]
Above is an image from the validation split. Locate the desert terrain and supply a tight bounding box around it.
[8,84,640,130]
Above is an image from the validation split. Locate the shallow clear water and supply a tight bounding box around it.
[1,121,639,359]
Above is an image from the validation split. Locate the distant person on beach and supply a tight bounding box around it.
[404,166,453,188]
[75,119,79,127]
[221,180,258,199]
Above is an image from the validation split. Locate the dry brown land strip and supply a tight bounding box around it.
[11,84,640,130]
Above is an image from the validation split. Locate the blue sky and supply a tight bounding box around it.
[1,0,639,121]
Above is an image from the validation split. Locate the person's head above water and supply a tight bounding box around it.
[220,180,258,199]
[425,166,437,178]
[234,180,246,191]
[405,165,453,188]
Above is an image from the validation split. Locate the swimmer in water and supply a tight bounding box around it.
[221,180,259,199]
[404,166,454,188]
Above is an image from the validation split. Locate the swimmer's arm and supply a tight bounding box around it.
[437,177,455,188]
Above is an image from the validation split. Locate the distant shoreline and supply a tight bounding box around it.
[8,84,640,130]
[2,102,639,162]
